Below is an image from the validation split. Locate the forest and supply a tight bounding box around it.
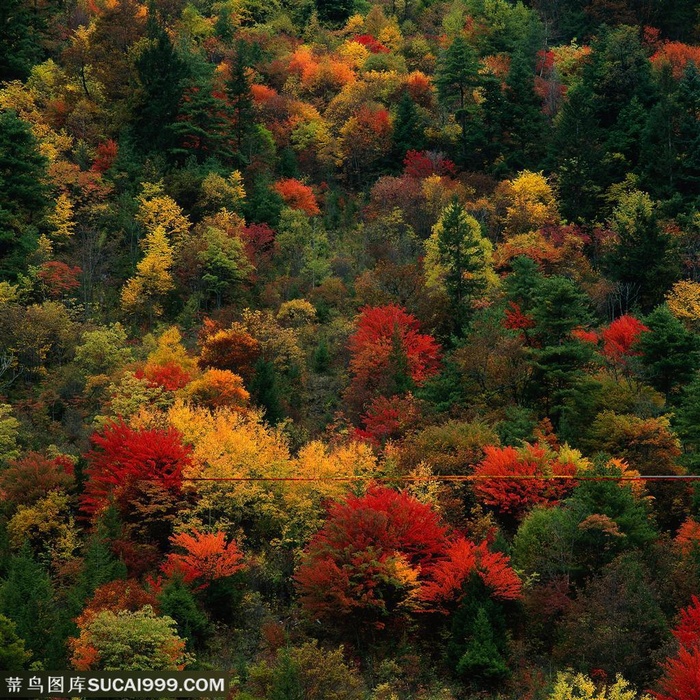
[0,0,700,696]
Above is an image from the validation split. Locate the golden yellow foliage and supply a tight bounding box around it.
[136,183,191,244]
[121,226,175,317]
[502,170,559,237]
[199,171,246,214]
[548,672,652,700]
[136,401,377,549]
[145,327,197,375]
[8,491,79,562]
[48,192,76,240]
[666,279,700,329]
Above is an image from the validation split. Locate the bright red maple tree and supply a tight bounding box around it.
[294,487,521,630]
[472,444,577,520]
[81,422,191,520]
[345,304,441,415]
[601,314,649,363]
[273,178,320,216]
[653,597,700,700]
[161,530,245,586]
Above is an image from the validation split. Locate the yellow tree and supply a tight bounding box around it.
[121,225,174,319]
[500,170,559,238]
[666,280,700,330]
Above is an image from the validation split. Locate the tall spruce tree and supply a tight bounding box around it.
[0,110,50,279]
[132,17,189,155]
[428,198,492,334]
[435,36,482,166]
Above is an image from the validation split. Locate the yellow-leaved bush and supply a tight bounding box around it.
[548,672,652,700]
[134,400,377,550]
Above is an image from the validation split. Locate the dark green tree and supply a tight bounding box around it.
[251,358,284,424]
[675,372,700,471]
[603,190,680,312]
[675,62,700,203]
[550,83,604,222]
[226,42,256,166]
[172,58,234,165]
[501,47,548,172]
[0,544,55,666]
[132,18,189,155]
[0,110,50,278]
[0,614,30,671]
[157,576,208,651]
[527,275,595,422]
[448,579,511,689]
[0,0,43,82]
[431,198,491,334]
[435,36,482,166]
[640,63,680,202]
[391,91,426,164]
[314,0,354,26]
[639,305,700,399]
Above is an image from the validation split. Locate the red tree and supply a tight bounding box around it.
[0,452,74,507]
[352,34,390,53]
[472,444,577,520]
[294,487,521,631]
[403,150,456,179]
[37,261,82,297]
[161,530,246,586]
[601,314,649,363]
[272,178,320,216]
[355,393,421,446]
[346,304,441,415]
[136,362,193,392]
[654,597,700,700]
[91,139,119,172]
[77,580,158,627]
[81,422,191,520]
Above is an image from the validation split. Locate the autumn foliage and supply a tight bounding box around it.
[653,597,700,700]
[0,452,74,507]
[76,580,158,627]
[472,444,578,519]
[346,304,441,413]
[162,530,246,586]
[197,319,261,377]
[81,422,191,519]
[37,261,82,297]
[295,487,521,630]
[273,178,320,216]
[601,314,649,363]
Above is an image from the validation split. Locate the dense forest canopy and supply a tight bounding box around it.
[0,0,700,697]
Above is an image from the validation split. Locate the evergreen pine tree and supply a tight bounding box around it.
[502,47,548,172]
[550,83,604,222]
[158,576,209,651]
[676,62,700,203]
[0,0,43,82]
[392,91,426,164]
[0,544,55,666]
[132,17,189,155]
[456,607,510,685]
[435,37,481,166]
[226,42,255,167]
[639,305,700,399]
[429,197,492,334]
[251,358,284,424]
[172,58,234,164]
[603,190,680,312]
[0,110,50,278]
